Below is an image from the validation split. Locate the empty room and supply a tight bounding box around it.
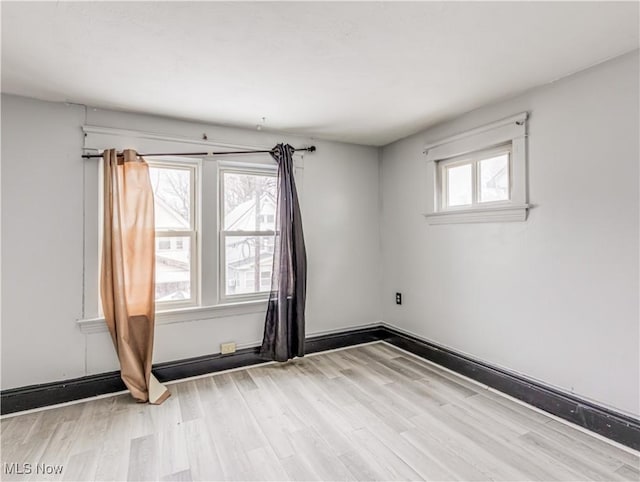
[1,1,639,481]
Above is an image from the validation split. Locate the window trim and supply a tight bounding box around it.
[218,166,277,303]
[424,112,529,225]
[78,299,268,334]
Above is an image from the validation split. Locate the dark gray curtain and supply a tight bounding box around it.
[260,144,307,362]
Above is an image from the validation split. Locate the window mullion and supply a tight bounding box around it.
[472,159,479,206]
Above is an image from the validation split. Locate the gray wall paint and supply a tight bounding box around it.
[380,52,640,417]
[1,97,87,389]
[1,95,381,389]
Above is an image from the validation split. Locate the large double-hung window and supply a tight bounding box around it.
[80,127,291,331]
[148,161,198,308]
[146,160,277,310]
[220,169,277,300]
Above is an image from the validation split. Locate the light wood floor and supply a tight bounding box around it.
[1,342,639,481]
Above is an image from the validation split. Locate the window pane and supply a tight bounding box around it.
[260,270,271,291]
[223,172,276,231]
[479,154,509,203]
[149,166,192,230]
[156,236,191,302]
[446,163,472,206]
[225,235,274,296]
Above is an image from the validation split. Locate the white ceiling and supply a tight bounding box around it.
[2,2,638,146]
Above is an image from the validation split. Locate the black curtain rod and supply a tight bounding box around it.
[81,146,316,159]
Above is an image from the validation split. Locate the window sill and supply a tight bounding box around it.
[77,299,268,334]
[423,204,529,225]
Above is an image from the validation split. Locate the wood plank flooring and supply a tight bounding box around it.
[1,342,638,481]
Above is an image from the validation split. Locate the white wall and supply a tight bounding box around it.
[380,51,640,417]
[1,95,381,389]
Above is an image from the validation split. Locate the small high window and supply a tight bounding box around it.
[440,144,511,210]
[424,112,529,224]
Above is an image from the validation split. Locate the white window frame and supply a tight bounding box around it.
[439,143,512,211]
[218,166,277,303]
[424,112,529,224]
[148,158,200,310]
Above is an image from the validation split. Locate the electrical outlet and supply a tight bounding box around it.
[396,292,402,305]
[220,342,236,355]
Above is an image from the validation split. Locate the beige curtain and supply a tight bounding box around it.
[100,149,170,404]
